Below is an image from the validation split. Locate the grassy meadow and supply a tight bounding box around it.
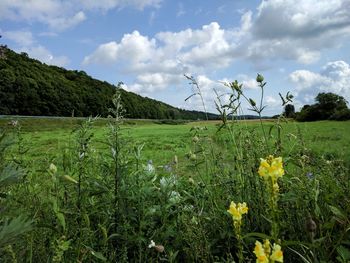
[0,115,349,262]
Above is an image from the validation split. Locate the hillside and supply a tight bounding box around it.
[0,46,218,120]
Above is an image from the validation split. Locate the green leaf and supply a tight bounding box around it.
[56,212,66,232]
[84,246,107,261]
[329,205,347,222]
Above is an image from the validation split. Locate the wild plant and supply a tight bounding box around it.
[0,126,32,261]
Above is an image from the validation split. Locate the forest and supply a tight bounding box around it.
[0,46,218,120]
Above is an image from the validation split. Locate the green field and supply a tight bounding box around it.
[0,117,349,262]
[2,117,350,166]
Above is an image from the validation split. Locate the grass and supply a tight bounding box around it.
[0,115,350,262]
[2,117,349,165]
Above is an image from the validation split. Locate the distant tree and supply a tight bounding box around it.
[315,92,348,119]
[283,104,295,118]
[296,92,350,121]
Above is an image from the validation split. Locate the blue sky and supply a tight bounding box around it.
[1,0,350,115]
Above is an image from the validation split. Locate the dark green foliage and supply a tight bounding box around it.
[0,46,218,120]
[283,104,295,118]
[296,92,350,121]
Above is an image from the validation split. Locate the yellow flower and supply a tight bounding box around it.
[254,241,269,263]
[253,240,283,263]
[258,155,284,180]
[270,243,283,262]
[227,201,248,221]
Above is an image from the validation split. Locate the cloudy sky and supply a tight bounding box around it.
[1,0,350,115]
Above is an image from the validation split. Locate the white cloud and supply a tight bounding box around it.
[244,0,350,64]
[80,0,162,11]
[2,30,34,46]
[290,60,350,104]
[0,0,162,31]
[47,11,86,31]
[83,31,156,65]
[82,0,350,109]
[1,28,70,67]
[83,22,238,95]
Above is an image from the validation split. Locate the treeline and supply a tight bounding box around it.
[0,46,218,120]
[294,92,350,121]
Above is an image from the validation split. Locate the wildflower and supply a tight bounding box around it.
[270,243,283,262]
[258,155,284,180]
[148,240,155,248]
[253,240,283,263]
[254,241,268,263]
[227,202,248,222]
[146,160,155,173]
[148,240,164,253]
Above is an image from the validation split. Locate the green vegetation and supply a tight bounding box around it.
[0,46,218,120]
[1,116,349,262]
[296,92,350,121]
[1,58,350,262]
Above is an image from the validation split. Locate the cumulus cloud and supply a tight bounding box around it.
[236,0,350,65]
[290,60,350,104]
[83,22,238,95]
[83,0,350,99]
[83,31,156,65]
[80,0,350,114]
[0,0,162,31]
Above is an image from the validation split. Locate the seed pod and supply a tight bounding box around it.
[192,136,199,143]
[155,245,164,253]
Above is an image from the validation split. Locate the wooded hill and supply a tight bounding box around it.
[0,46,218,120]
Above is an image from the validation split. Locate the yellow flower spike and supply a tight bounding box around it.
[227,202,241,221]
[254,240,284,263]
[227,201,248,221]
[238,202,249,214]
[254,241,268,263]
[263,239,271,255]
[270,243,283,262]
[258,156,285,179]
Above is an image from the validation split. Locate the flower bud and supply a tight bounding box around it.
[249,98,256,107]
[49,163,57,174]
[256,73,264,83]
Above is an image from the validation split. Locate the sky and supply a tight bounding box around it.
[1,0,350,116]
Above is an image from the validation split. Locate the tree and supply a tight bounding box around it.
[283,104,295,118]
[315,92,348,119]
[296,92,350,121]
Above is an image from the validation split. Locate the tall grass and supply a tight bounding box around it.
[0,75,349,262]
